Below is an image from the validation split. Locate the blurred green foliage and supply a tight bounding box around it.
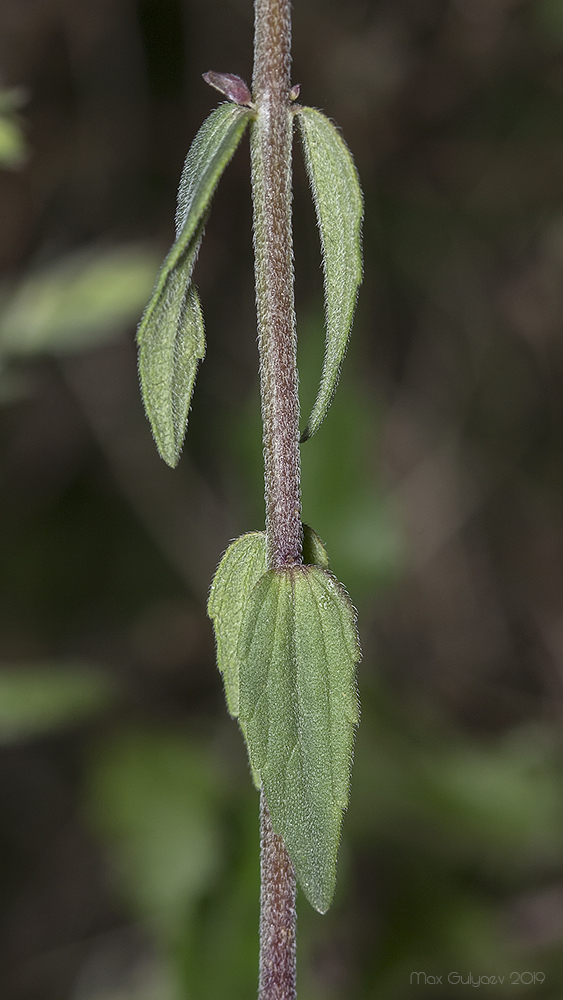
[0,663,116,743]
[85,728,223,933]
[0,87,27,167]
[1,1,563,998]
[0,247,162,356]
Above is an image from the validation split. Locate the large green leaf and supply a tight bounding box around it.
[238,564,360,912]
[295,107,363,442]
[138,103,253,466]
[207,525,329,719]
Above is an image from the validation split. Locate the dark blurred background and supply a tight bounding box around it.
[1,0,563,997]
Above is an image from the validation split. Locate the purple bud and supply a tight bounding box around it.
[202,72,252,106]
[289,84,301,101]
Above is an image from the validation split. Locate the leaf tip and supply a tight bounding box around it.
[296,847,337,914]
[159,447,181,469]
[148,424,182,468]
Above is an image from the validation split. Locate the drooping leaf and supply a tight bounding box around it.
[238,564,360,912]
[138,270,206,467]
[207,525,330,719]
[138,103,253,466]
[174,104,253,241]
[295,106,363,442]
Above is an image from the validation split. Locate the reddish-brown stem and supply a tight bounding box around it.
[251,0,302,569]
[251,0,299,994]
[259,791,297,1000]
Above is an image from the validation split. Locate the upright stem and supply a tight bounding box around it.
[251,0,302,569]
[251,0,299,995]
[259,791,297,1000]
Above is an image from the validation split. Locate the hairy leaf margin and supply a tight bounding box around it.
[238,563,361,912]
[295,106,363,443]
[137,103,253,466]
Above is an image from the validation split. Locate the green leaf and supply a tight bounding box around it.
[208,526,330,720]
[208,532,267,718]
[137,103,253,467]
[295,107,363,442]
[238,564,360,912]
[138,269,206,467]
[302,522,330,570]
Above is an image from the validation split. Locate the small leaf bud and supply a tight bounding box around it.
[203,71,253,106]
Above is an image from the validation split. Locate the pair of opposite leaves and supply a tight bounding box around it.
[207,526,360,914]
[137,81,363,467]
[136,79,363,913]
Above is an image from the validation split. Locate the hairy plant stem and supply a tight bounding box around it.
[259,791,297,1000]
[251,0,299,995]
[251,0,301,570]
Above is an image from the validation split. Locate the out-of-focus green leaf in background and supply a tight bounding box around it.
[2,1,563,998]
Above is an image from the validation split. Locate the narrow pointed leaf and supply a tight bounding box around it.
[238,564,361,912]
[296,107,363,442]
[174,104,253,241]
[207,525,330,718]
[138,266,205,465]
[137,103,253,466]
